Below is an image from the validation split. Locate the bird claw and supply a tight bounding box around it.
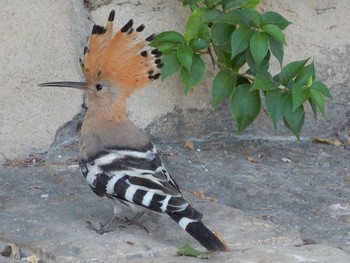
[124,216,149,234]
[86,220,115,234]
[86,212,149,234]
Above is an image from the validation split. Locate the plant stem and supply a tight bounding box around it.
[216,62,255,82]
[207,47,216,69]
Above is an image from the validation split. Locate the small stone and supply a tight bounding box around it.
[68,164,79,171]
[282,157,291,163]
[184,141,194,150]
[41,194,49,198]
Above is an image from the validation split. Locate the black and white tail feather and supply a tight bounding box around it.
[79,143,226,251]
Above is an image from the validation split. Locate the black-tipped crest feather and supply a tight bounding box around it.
[136,24,145,32]
[108,10,115,21]
[121,19,133,33]
[140,51,148,57]
[91,24,106,34]
[145,34,155,42]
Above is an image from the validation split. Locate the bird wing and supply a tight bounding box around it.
[82,143,199,217]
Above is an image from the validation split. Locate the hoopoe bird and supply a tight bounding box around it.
[39,10,226,251]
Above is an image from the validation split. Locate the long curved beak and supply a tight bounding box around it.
[38,81,87,90]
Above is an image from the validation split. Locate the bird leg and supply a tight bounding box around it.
[86,211,148,234]
[124,211,149,234]
[86,213,120,234]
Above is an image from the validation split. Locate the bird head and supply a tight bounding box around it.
[39,10,162,114]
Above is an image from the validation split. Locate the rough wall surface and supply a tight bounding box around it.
[0,0,83,158]
[1,0,349,156]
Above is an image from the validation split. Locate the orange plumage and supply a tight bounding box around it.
[81,10,162,95]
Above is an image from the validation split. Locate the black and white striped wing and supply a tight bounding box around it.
[80,144,226,251]
[82,144,198,216]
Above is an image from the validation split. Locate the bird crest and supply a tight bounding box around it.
[81,10,162,93]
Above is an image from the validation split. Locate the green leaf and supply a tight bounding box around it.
[308,97,318,119]
[279,58,309,86]
[242,0,260,9]
[231,50,247,70]
[204,0,222,9]
[283,94,305,139]
[283,114,304,140]
[183,0,201,11]
[152,42,178,54]
[185,7,209,42]
[212,69,237,107]
[191,53,205,85]
[250,71,279,91]
[231,26,253,58]
[180,54,205,95]
[160,50,181,80]
[189,38,209,51]
[197,22,211,43]
[177,240,211,259]
[223,9,249,26]
[265,89,286,129]
[211,23,235,46]
[213,45,232,67]
[249,31,269,66]
[177,44,193,72]
[150,31,185,45]
[203,9,225,23]
[262,24,286,44]
[150,31,185,54]
[231,83,261,133]
[310,89,325,115]
[223,0,260,10]
[291,82,310,111]
[244,9,263,27]
[246,47,270,74]
[180,67,193,95]
[269,36,284,66]
[295,62,315,86]
[306,76,313,88]
[311,81,332,98]
[262,11,291,30]
[223,0,248,10]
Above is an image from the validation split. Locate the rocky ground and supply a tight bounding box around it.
[0,108,349,262]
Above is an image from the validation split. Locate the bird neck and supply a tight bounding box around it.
[84,95,128,124]
[79,97,150,160]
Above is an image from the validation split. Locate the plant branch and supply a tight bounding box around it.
[216,62,255,82]
[207,47,216,69]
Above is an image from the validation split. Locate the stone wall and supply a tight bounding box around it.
[0,0,348,158]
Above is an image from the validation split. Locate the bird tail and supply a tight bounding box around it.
[168,213,227,252]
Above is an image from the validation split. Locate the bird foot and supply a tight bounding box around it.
[86,220,116,234]
[124,216,149,234]
[86,213,119,234]
[86,212,148,234]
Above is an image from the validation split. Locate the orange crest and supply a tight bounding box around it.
[80,10,162,92]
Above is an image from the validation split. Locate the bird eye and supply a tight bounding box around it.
[96,84,103,91]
